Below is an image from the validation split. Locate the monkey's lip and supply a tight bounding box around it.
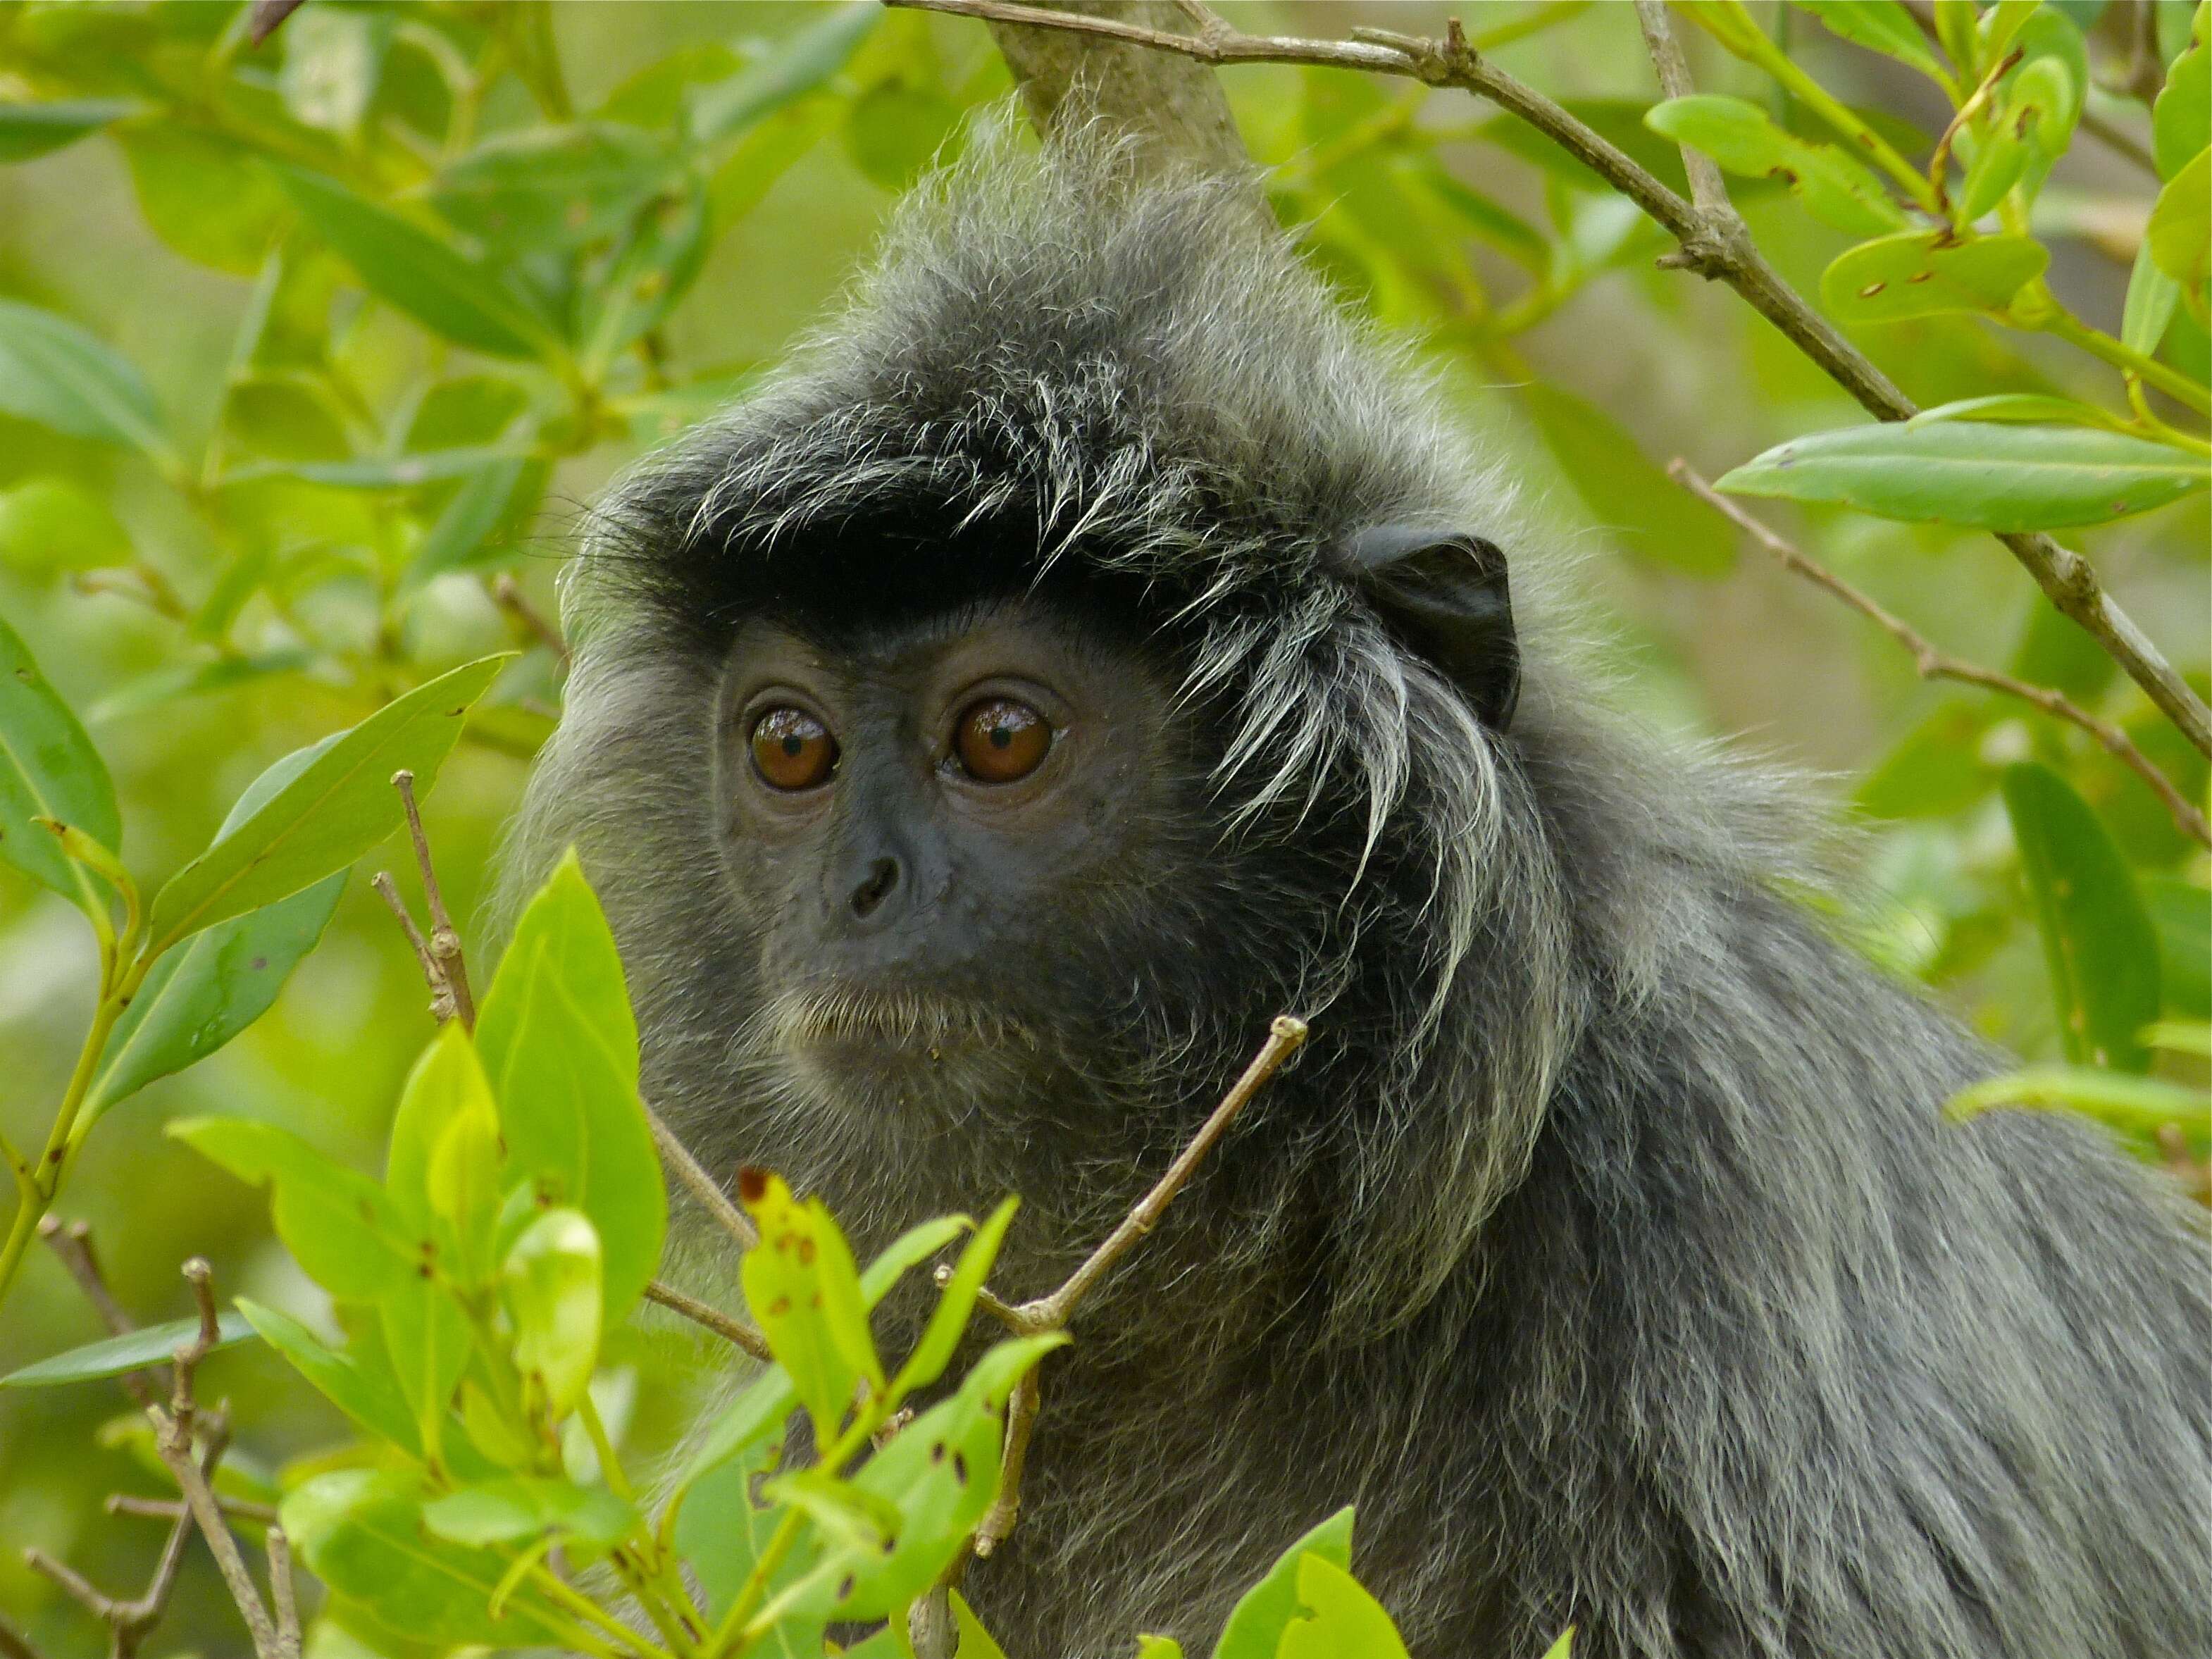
[763,985,1036,1057]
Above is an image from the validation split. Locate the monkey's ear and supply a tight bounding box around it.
[1334,526,1520,731]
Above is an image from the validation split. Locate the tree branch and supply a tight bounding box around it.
[1672,462,2210,849]
[887,0,2212,759]
[643,1277,771,1362]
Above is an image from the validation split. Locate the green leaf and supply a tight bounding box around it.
[0,610,120,917]
[1789,1,1952,82]
[399,459,529,593]
[0,476,130,575]
[278,167,561,362]
[421,1477,637,1551]
[1949,1066,2206,1138]
[1716,422,2210,531]
[168,1117,414,1299]
[757,1333,1068,1627]
[2122,237,2182,358]
[228,445,533,490]
[2001,762,2161,1071]
[843,81,962,193]
[379,1272,472,1461]
[688,4,879,143]
[1516,383,1736,576]
[1820,231,2048,323]
[707,96,843,225]
[431,123,681,254]
[862,1214,972,1302]
[236,1298,421,1453]
[676,1436,820,1634]
[144,654,509,952]
[1854,704,1992,821]
[0,298,175,463]
[83,738,349,1124]
[116,126,287,276]
[738,1169,876,1438]
[504,1208,603,1415]
[1905,394,2137,433]
[0,100,137,163]
[2146,146,2211,298]
[949,1590,1009,1659]
[476,851,664,1319]
[578,187,712,379]
[282,1470,573,1646]
[1132,1639,1185,1659]
[1213,1507,1357,1659]
[1645,95,1909,236]
[1,1310,252,1388]
[2154,1,2209,180]
[385,1024,497,1229]
[2145,876,2211,1019]
[1278,1554,1410,1659]
[889,1196,1017,1402]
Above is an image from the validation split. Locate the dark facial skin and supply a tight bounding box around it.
[716,595,1186,1120]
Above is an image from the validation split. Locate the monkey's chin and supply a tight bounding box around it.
[762,986,1041,1119]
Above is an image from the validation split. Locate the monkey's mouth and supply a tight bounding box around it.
[760,985,1038,1071]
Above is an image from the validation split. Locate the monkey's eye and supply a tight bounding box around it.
[750,707,838,790]
[954,697,1051,783]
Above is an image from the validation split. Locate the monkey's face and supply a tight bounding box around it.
[712,594,1206,1129]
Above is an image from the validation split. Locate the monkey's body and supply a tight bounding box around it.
[514,135,2211,1657]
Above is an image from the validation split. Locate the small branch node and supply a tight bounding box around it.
[388,772,475,1031]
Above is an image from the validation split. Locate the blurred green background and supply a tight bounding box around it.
[0,3,2203,1653]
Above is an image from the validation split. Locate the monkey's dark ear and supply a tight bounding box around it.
[1335,526,1520,731]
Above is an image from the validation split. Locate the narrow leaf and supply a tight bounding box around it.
[2002,762,2161,1071]
[168,1117,415,1298]
[1789,1,1952,82]
[1645,95,1908,236]
[1949,1066,2206,1137]
[279,167,560,361]
[1904,394,2137,432]
[0,611,120,918]
[889,1195,1018,1403]
[1717,422,2210,531]
[688,4,879,143]
[144,654,509,951]
[421,1478,637,1551]
[236,1298,421,1453]
[504,1208,603,1415]
[1,1311,252,1387]
[0,299,174,462]
[0,101,138,163]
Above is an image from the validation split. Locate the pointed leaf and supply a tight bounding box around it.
[1905,394,2137,432]
[422,1477,637,1551]
[1949,1065,2206,1138]
[1789,1,1951,82]
[145,654,509,950]
[2002,762,2161,1071]
[279,167,561,361]
[379,1271,471,1460]
[738,1169,876,1437]
[476,852,662,1318]
[0,299,175,463]
[0,611,120,918]
[0,100,137,163]
[688,4,879,143]
[676,1435,821,1637]
[2123,237,2182,357]
[1645,96,1908,236]
[1213,1507,1357,1659]
[399,458,529,593]
[1,1310,252,1387]
[889,1196,1017,1403]
[430,123,679,253]
[1717,422,2210,531]
[1279,1554,1410,1659]
[236,1298,421,1452]
[169,1117,415,1298]
[85,735,349,1124]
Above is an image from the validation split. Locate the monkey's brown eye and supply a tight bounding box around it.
[750,707,838,790]
[955,697,1051,783]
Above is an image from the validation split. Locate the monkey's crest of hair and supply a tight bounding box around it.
[551,120,1822,1334]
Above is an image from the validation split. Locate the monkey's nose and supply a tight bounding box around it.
[847,857,901,920]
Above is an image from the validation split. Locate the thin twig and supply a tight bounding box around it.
[371,870,456,1024]
[956,1016,1307,1562]
[888,0,2212,759]
[1671,462,2211,850]
[1633,0,1729,218]
[266,1528,300,1655]
[108,1493,280,1525]
[392,771,475,1031]
[0,1615,43,1659]
[490,574,571,670]
[37,1217,133,1338]
[646,1105,759,1250]
[643,1278,771,1362]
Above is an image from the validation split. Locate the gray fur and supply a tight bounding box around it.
[507,127,2211,1657]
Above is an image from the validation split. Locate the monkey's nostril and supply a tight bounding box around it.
[849,857,900,919]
